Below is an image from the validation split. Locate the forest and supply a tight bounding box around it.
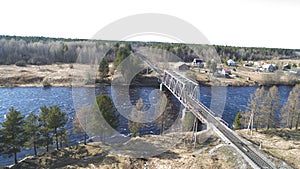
[0,35,299,66]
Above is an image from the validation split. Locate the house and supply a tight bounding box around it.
[222,68,232,76]
[192,58,203,65]
[192,58,204,68]
[174,62,190,71]
[282,64,291,71]
[262,64,276,72]
[244,61,253,67]
[227,59,236,66]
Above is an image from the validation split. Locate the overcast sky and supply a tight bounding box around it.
[0,0,299,49]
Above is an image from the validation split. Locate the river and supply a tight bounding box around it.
[0,85,293,166]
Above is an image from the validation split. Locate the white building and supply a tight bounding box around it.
[227,59,236,66]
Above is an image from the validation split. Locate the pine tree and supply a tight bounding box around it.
[38,105,52,152]
[46,105,67,150]
[98,58,109,80]
[281,84,300,129]
[96,94,119,129]
[114,44,131,67]
[0,107,26,164]
[233,110,243,130]
[89,94,119,141]
[24,112,40,156]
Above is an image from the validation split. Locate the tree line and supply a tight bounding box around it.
[1,35,299,66]
[74,92,178,142]
[145,42,299,62]
[0,105,67,164]
[233,84,300,132]
[0,36,131,66]
[0,93,121,165]
[0,91,176,165]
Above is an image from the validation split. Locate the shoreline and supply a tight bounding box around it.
[0,64,298,88]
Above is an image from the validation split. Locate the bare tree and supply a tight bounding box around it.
[264,86,280,129]
[128,98,145,137]
[244,87,266,135]
[281,84,300,129]
[73,104,91,145]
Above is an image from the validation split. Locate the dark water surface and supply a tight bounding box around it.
[0,85,292,166]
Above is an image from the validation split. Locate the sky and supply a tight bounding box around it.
[0,0,299,49]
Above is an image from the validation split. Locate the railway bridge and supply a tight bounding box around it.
[134,50,276,168]
[159,69,275,169]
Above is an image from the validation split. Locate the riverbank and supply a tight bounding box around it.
[0,64,298,87]
[191,66,300,87]
[5,132,252,169]
[0,64,159,88]
[4,129,296,169]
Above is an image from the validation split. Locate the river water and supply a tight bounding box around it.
[0,85,293,166]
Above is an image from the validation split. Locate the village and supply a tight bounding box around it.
[171,58,300,86]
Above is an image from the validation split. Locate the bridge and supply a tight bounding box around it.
[137,53,276,169]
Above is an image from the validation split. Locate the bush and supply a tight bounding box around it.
[15,60,27,67]
[27,56,48,65]
[42,78,51,87]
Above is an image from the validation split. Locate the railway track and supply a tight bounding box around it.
[186,96,275,169]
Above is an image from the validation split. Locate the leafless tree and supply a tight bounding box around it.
[281,84,300,129]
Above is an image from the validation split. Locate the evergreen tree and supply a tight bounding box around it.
[98,58,109,80]
[96,94,119,129]
[38,105,52,152]
[24,112,40,156]
[89,94,119,141]
[58,128,69,149]
[113,43,132,68]
[233,110,243,130]
[46,105,67,150]
[281,84,300,129]
[0,107,26,164]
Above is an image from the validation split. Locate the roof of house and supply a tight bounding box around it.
[262,64,275,68]
[174,62,189,67]
[227,59,235,63]
[193,58,203,62]
[223,68,231,73]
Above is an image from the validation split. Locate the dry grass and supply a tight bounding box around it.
[0,64,98,87]
[8,132,252,169]
[237,129,300,169]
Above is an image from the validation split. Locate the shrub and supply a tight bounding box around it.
[42,78,51,87]
[27,56,48,65]
[15,60,27,67]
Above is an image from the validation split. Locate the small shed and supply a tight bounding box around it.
[282,64,291,70]
[262,64,276,72]
[174,62,190,71]
[222,68,232,75]
[227,59,236,66]
[192,58,203,65]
